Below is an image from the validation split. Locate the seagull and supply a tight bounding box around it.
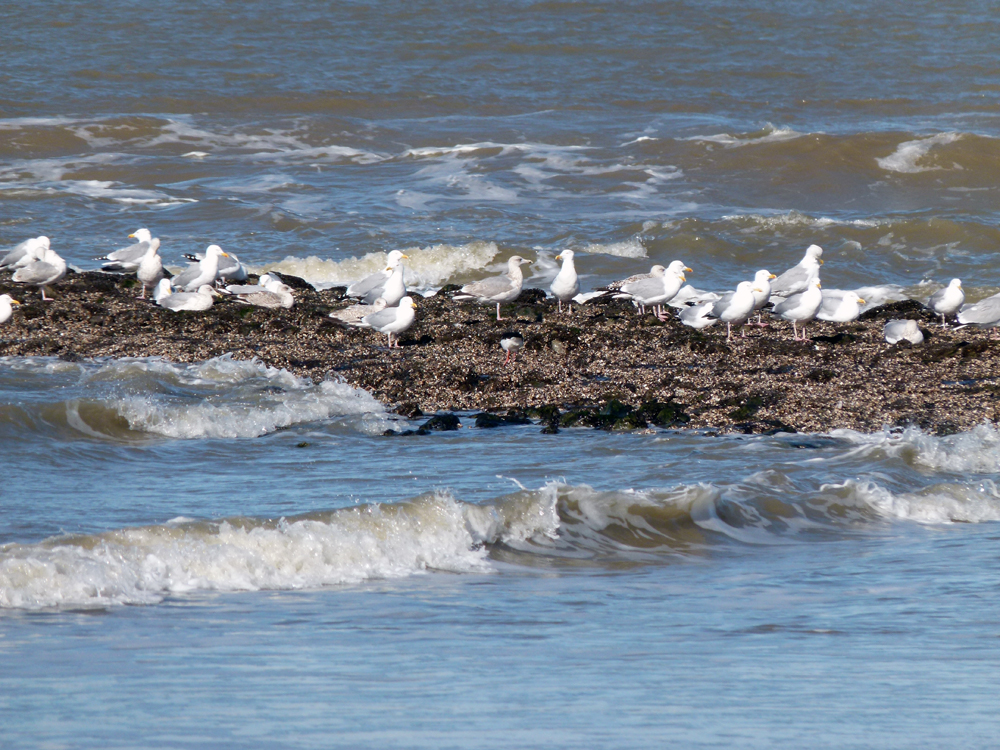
[136,238,164,298]
[230,278,295,309]
[154,280,221,312]
[0,294,21,324]
[702,280,761,339]
[770,244,823,298]
[957,292,1000,330]
[454,256,532,321]
[171,245,230,291]
[330,297,388,325]
[374,263,407,307]
[613,260,690,317]
[359,295,417,348]
[13,245,67,300]
[346,250,409,302]
[98,228,155,271]
[500,331,524,364]
[817,290,866,323]
[749,269,777,325]
[0,236,48,270]
[926,279,964,326]
[884,319,924,345]
[183,249,247,282]
[679,301,718,330]
[772,278,823,340]
[550,250,580,313]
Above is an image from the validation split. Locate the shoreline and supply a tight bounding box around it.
[2,269,997,436]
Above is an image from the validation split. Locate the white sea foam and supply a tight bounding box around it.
[830,424,1000,475]
[876,132,962,174]
[102,357,391,439]
[257,240,500,291]
[577,237,647,258]
[0,490,561,610]
[722,211,884,230]
[686,124,804,148]
[4,355,393,440]
[825,479,1000,525]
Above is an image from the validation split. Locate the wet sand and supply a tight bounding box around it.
[2,269,997,435]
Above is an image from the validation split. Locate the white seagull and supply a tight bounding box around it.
[136,237,164,298]
[0,294,21,324]
[13,245,67,301]
[770,244,823,298]
[817,290,866,323]
[884,319,924,345]
[1,236,49,270]
[98,228,158,272]
[613,260,690,317]
[772,278,823,340]
[347,250,409,303]
[330,297,388,325]
[926,279,964,326]
[171,245,230,291]
[154,280,221,312]
[454,256,532,321]
[359,295,417,348]
[702,280,761,339]
[550,250,580,313]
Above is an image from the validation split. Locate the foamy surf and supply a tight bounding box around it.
[257,240,501,291]
[0,355,393,440]
[876,132,962,173]
[0,490,561,610]
[4,463,999,610]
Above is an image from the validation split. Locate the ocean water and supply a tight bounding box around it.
[3,1,1000,747]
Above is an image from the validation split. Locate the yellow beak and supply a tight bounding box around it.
[128,233,136,239]
[857,298,866,305]
[555,254,563,261]
[684,266,693,273]
[819,259,824,265]
[769,273,776,279]
[11,299,21,305]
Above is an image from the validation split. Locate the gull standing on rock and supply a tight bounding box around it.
[703,280,761,340]
[749,269,776,325]
[454,256,532,321]
[0,294,21,324]
[772,278,823,340]
[98,229,155,272]
[817,290,866,323]
[770,244,823,298]
[13,245,67,301]
[330,297,388,325]
[927,279,964,326]
[612,260,690,317]
[359,295,417,348]
[171,244,230,291]
[347,250,409,303]
[884,319,925,345]
[1,236,48,270]
[136,237,164,298]
[550,250,580,313]
[500,331,524,364]
[154,279,221,312]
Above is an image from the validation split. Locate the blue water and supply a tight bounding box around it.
[4,0,1000,746]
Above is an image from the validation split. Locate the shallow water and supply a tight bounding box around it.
[3,0,1000,746]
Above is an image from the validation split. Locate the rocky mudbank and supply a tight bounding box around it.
[2,269,998,436]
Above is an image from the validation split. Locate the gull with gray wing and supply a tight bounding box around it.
[454,256,532,321]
